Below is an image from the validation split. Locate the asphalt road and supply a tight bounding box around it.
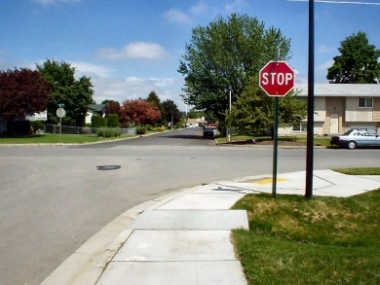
[0,128,379,285]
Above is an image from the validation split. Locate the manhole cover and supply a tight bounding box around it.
[97,165,121,170]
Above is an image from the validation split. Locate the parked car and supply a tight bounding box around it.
[203,127,215,139]
[330,129,380,150]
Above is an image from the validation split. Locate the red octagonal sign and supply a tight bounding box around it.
[259,61,295,97]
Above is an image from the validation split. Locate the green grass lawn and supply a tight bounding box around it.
[215,135,332,146]
[232,168,380,285]
[0,133,135,144]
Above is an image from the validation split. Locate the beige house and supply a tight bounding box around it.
[279,84,380,136]
[186,117,207,128]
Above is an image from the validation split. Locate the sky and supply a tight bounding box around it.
[1,0,379,111]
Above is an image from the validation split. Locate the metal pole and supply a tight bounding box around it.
[272,97,279,198]
[185,104,188,129]
[272,50,280,198]
[229,86,232,142]
[306,0,315,199]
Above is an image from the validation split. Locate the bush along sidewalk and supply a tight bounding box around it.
[96,127,121,138]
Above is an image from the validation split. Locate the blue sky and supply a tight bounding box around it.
[1,0,379,110]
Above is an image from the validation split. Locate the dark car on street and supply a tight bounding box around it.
[330,129,380,150]
[203,127,215,139]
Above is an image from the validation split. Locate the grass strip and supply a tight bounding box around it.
[333,168,380,175]
[215,135,332,146]
[233,229,380,285]
[232,188,380,285]
[0,133,134,144]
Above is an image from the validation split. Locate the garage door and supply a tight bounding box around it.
[351,125,376,131]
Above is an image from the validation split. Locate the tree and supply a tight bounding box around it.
[103,100,121,117]
[187,110,205,119]
[178,13,291,123]
[146,91,164,125]
[36,59,94,126]
[161,100,181,126]
[72,76,95,126]
[327,32,380,84]
[146,91,161,108]
[120,98,161,126]
[227,77,307,134]
[0,68,51,121]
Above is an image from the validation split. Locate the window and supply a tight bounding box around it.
[292,122,307,132]
[358,97,373,108]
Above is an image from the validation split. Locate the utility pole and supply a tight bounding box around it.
[305,0,315,199]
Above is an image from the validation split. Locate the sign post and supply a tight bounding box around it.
[259,61,295,197]
[56,107,66,135]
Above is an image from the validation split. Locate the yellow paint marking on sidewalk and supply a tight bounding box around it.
[253,178,287,185]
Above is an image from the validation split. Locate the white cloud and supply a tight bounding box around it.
[32,0,81,5]
[190,2,209,15]
[97,42,169,60]
[225,0,248,13]
[162,2,211,25]
[317,44,336,54]
[162,8,192,24]
[71,61,115,77]
[318,59,334,70]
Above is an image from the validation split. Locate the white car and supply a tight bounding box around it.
[330,129,380,150]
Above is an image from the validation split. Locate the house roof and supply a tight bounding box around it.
[187,118,207,124]
[88,104,106,112]
[295,84,380,97]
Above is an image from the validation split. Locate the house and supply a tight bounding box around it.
[279,84,380,136]
[26,111,47,122]
[186,117,207,128]
[86,104,106,124]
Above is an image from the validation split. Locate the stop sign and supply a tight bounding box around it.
[259,61,295,97]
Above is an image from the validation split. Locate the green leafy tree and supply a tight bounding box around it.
[107,114,120,128]
[327,32,380,84]
[36,59,94,126]
[161,100,181,126]
[146,91,164,125]
[178,13,291,123]
[227,77,307,134]
[72,76,95,126]
[146,91,161,108]
[187,110,205,119]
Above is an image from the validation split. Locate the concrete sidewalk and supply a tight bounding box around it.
[41,170,380,285]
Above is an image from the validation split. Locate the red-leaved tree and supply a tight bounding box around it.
[0,68,51,121]
[120,98,161,125]
[104,100,121,117]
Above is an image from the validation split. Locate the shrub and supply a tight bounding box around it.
[81,127,92,134]
[96,127,121,138]
[153,126,166,132]
[7,120,31,136]
[91,115,107,128]
[136,126,147,135]
[145,124,153,131]
[30,120,44,132]
[107,114,119,128]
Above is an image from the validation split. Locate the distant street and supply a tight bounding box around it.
[1,128,379,285]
